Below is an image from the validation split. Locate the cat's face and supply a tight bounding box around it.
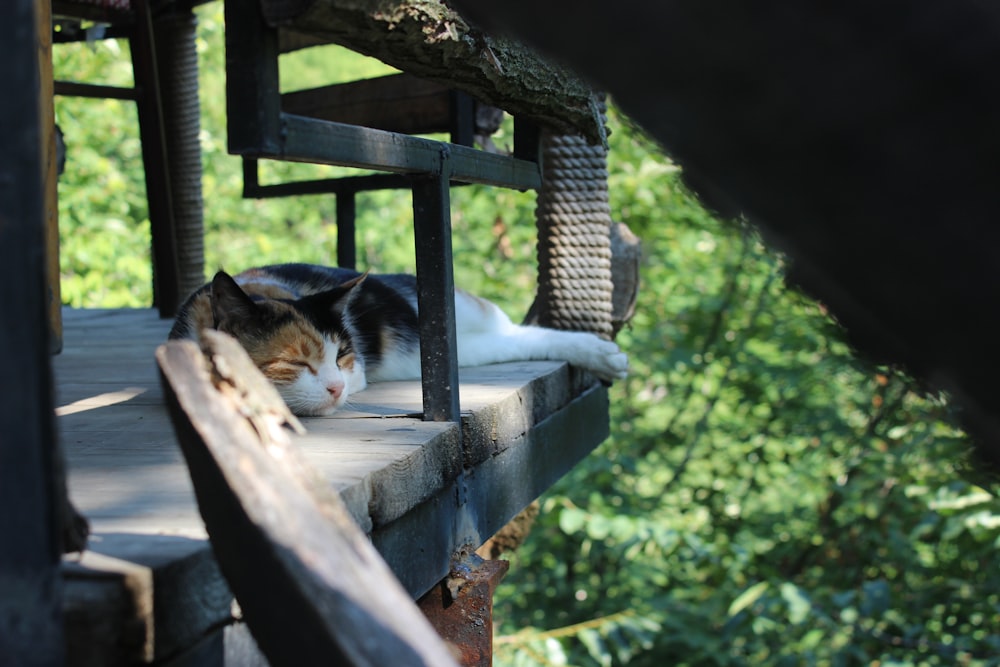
[209,272,367,416]
[236,315,366,416]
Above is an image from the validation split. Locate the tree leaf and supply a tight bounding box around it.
[728,581,770,617]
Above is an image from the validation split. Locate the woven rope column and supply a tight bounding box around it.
[154,6,205,298]
[534,99,614,339]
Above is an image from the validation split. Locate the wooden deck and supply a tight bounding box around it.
[56,307,609,665]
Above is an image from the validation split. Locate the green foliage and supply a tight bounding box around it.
[493,111,1000,667]
[53,12,1000,667]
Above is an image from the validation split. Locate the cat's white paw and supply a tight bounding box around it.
[587,339,629,382]
[567,334,628,382]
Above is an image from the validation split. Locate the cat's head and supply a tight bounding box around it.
[208,271,368,416]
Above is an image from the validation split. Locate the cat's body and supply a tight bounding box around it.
[169,264,627,416]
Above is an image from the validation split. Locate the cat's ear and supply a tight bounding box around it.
[210,271,258,330]
[303,271,368,316]
[337,270,368,304]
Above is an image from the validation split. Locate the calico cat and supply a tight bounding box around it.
[169,264,628,416]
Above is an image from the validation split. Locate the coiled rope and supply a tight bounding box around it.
[534,97,613,339]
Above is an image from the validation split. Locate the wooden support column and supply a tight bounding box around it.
[417,552,509,667]
[0,0,64,663]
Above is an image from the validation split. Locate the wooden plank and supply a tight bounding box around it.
[460,363,597,466]
[282,72,454,135]
[156,336,461,667]
[54,366,166,385]
[0,0,65,663]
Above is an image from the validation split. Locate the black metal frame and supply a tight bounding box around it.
[223,0,541,423]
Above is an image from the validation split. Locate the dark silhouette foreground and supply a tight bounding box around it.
[454,0,1000,469]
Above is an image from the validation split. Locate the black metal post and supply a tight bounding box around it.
[0,0,65,663]
[242,157,260,197]
[224,0,282,156]
[411,163,460,423]
[513,115,542,164]
[448,90,475,147]
[131,0,181,317]
[336,192,357,269]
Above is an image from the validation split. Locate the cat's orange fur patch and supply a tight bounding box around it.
[338,351,356,372]
[244,322,326,385]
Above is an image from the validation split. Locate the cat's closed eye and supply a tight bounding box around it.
[287,359,317,374]
[262,358,317,382]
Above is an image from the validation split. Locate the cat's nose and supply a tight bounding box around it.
[326,381,345,400]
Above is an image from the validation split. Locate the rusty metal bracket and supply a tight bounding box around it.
[417,549,510,667]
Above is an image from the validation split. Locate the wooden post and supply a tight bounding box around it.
[0,0,65,664]
[37,0,61,353]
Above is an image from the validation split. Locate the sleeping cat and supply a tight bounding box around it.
[169,263,628,416]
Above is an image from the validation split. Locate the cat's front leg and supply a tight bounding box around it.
[501,326,629,381]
